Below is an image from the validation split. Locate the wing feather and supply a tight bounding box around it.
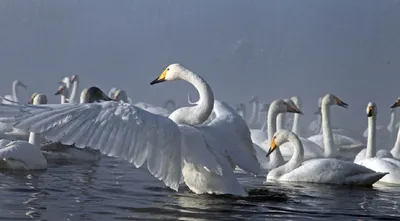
[0,102,182,191]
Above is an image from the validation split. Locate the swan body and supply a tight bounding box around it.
[354,102,400,184]
[0,94,47,170]
[266,130,387,185]
[0,64,259,196]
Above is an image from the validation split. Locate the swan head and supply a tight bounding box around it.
[55,85,69,97]
[322,94,348,108]
[59,77,71,86]
[28,93,39,104]
[71,74,79,82]
[366,102,377,117]
[13,80,27,89]
[266,130,293,157]
[84,87,112,103]
[290,96,301,109]
[113,89,129,103]
[270,100,303,115]
[32,94,47,105]
[249,96,258,103]
[390,97,400,109]
[151,63,187,85]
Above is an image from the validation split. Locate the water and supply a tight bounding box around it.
[0,157,399,221]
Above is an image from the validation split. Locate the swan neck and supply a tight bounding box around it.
[249,100,259,125]
[321,104,337,157]
[366,116,376,158]
[169,70,214,125]
[392,124,400,156]
[69,80,79,102]
[28,132,41,147]
[287,133,304,169]
[292,113,300,135]
[12,82,19,102]
[277,113,286,130]
[267,109,284,165]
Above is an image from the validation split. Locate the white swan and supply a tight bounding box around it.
[279,98,323,161]
[307,94,365,159]
[250,99,302,170]
[307,98,323,136]
[108,87,117,99]
[2,80,27,105]
[387,99,400,159]
[266,130,387,185]
[68,74,80,103]
[0,64,260,196]
[0,93,47,170]
[354,102,400,184]
[113,89,172,117]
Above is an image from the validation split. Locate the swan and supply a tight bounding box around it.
[55,84,70,104]
[0,93,47,170]
[353,102,400,184]
[0,63,260,196]
[387,98,400,159]
[250,99,302,170]
[68,74,80,103]
[2,80,27,104]
[307,94,365,159]
[248,96,261,128]
[266,130,387,185]
[108,87,117,99]
[114,89,171,117]
[307,98,323,136]
[279,98,323,161]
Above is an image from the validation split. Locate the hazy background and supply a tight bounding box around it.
[0,0,399,133]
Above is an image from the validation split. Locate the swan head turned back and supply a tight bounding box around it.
[113,89,129,102]
[266,130,294,157]
[270,100,303,115]
[83,87,112,103]
[322,94,348,108]
[367,102,377,117]
[55,85,69,97]
[32,94,47,105]
[390,97,400,109]
[150,64,189,85]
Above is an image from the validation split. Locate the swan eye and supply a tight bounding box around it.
[167,68,170,71]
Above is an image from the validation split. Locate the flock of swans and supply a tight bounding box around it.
[0,63,399,197]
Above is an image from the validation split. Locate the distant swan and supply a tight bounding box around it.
[2,80,27,105]
[0,64,260,196]
[0,93,47,170]
[266,130,387,186]
[354,102,400,184]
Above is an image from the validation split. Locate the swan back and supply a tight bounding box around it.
[81,87,112,103]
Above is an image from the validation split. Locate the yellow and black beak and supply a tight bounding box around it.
[335,97,348,108]
[266,138,278,158]
[150,69,167,85]
[390,99,400,109]
[367,106,374,117]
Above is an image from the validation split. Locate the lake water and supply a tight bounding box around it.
[0,156,399,221]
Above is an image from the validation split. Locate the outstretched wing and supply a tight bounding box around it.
[0,102,182,191]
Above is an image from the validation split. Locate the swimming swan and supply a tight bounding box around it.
[0,94,47,170]
[266,130,387,185]
[0,64,260,196]
[354,102,400,184]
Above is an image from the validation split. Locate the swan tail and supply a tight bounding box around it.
[345,172,388,186]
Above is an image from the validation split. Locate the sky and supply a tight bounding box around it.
[0,0,399,133]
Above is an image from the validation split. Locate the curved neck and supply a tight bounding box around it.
[169,70,214,125]
[321,104,337,157]
[69,80,79,102]
[366,116,376,158]
[267,108,284,164]
[12,82,20,102]
[249,100,259,124]
[270,133,304,178]
[277,113,286,130]
[292,113,300,135]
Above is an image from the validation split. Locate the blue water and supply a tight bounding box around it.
[0,156,399,221]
